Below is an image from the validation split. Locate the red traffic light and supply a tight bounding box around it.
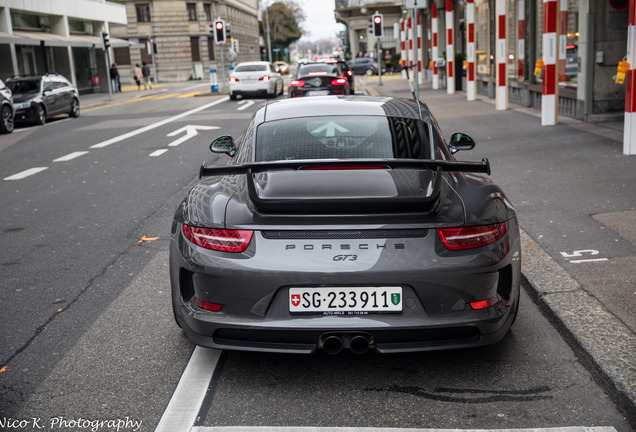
[372,14,383,37]
[213,19,226,44]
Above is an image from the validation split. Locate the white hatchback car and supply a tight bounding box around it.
[229,61,284,100]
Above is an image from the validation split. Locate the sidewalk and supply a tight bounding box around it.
[359,75,636,427]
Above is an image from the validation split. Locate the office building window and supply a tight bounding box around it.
[187,3,197,21]
[204,4,212,21]
[136,4,151,22]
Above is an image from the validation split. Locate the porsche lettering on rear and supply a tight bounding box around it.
[169,96,521,355]
[284,243,405,251]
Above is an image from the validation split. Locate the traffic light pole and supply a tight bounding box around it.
[104,50,112,100]
[220,45,226,91]
[377,39,382,86]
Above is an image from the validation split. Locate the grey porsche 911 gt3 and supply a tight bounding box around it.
[169,95,521,355]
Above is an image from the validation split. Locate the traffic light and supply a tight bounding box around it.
[372,14,383,37]
[213,20,226,44]
[101,31,110,50]
[226,22,231,41]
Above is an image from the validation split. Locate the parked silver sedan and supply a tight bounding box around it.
[229,61,284,100]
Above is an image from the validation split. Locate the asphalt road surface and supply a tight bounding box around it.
[0,82,632,432]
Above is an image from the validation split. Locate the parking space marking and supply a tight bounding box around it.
[155,347,221,432]
[190,427,616,432]
[53,151,90,162]
[4,167,48,181]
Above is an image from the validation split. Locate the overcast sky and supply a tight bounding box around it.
[295,0,345,41]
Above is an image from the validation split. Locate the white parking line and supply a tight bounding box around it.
[155,347,222,432]
[150,149,169,157]
[91,96,229,149]
[53,151,90,162]
[4,167,48,181]
[191,427,616,432]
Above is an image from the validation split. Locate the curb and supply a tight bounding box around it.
[358,77,636,428]
[520,229,636,427]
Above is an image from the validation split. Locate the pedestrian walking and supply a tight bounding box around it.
[133,64,143,91]
[110,63,121,92]
[142,62,152,90]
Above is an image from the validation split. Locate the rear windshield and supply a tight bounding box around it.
[255,116,432,161]
[298,65,338,76]
[235,64,268,72]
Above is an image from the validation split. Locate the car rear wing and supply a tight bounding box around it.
[199,158,491,178]
[199,158,491,214]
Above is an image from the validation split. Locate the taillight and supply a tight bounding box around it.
[182,225,253,253]
[194,297,223,312]
[470,296,501,310]
[437,222,507,251]
[331,78,347,86]
[259,75,270,81]
[308,71,328,76]
[229,76,239,83]
[290,80,305,87]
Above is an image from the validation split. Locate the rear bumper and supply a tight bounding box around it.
[170,219,522,354]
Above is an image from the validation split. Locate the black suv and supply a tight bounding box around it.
[299,58,355,91]
[6,73,79,125]
[0,79,15,134]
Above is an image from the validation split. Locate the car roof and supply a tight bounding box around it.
[260,96,429,123]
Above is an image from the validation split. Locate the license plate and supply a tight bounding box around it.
[307,90,329,96]
[289,287,402,314]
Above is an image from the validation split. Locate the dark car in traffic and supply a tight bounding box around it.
[169,96,521,355]
[349,57,387,76]
[6,73,80,125]
[0,78,15,134]
[289,63,352,97]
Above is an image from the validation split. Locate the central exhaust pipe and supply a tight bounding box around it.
[349,334,371,355]
[322,335,344,355]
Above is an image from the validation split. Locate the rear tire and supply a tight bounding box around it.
[69,98,80,118]
[229,92,237,100]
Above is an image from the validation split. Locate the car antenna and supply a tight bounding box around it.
[402,64,417,100]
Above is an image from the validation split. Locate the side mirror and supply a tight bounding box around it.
[449,132,475,153]
[210,135,236,157]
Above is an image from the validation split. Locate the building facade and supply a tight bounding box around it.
[335,0,629,121]
[112,0,261,84]
[0,0,127,94]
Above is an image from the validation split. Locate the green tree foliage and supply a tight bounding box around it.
[264,1,305,50]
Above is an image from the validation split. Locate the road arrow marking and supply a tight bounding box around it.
[237,100,255,111]
[90,97,228,149]
[167,125,219,147]
[311,121,349,137]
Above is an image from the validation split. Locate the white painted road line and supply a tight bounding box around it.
[91,96,229,149]
[237,100,254,111]
[191,428,617,432]
[150,149,169,157]
[4,167,48,181]
[155,347,222,432]
[53,151,90,162]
